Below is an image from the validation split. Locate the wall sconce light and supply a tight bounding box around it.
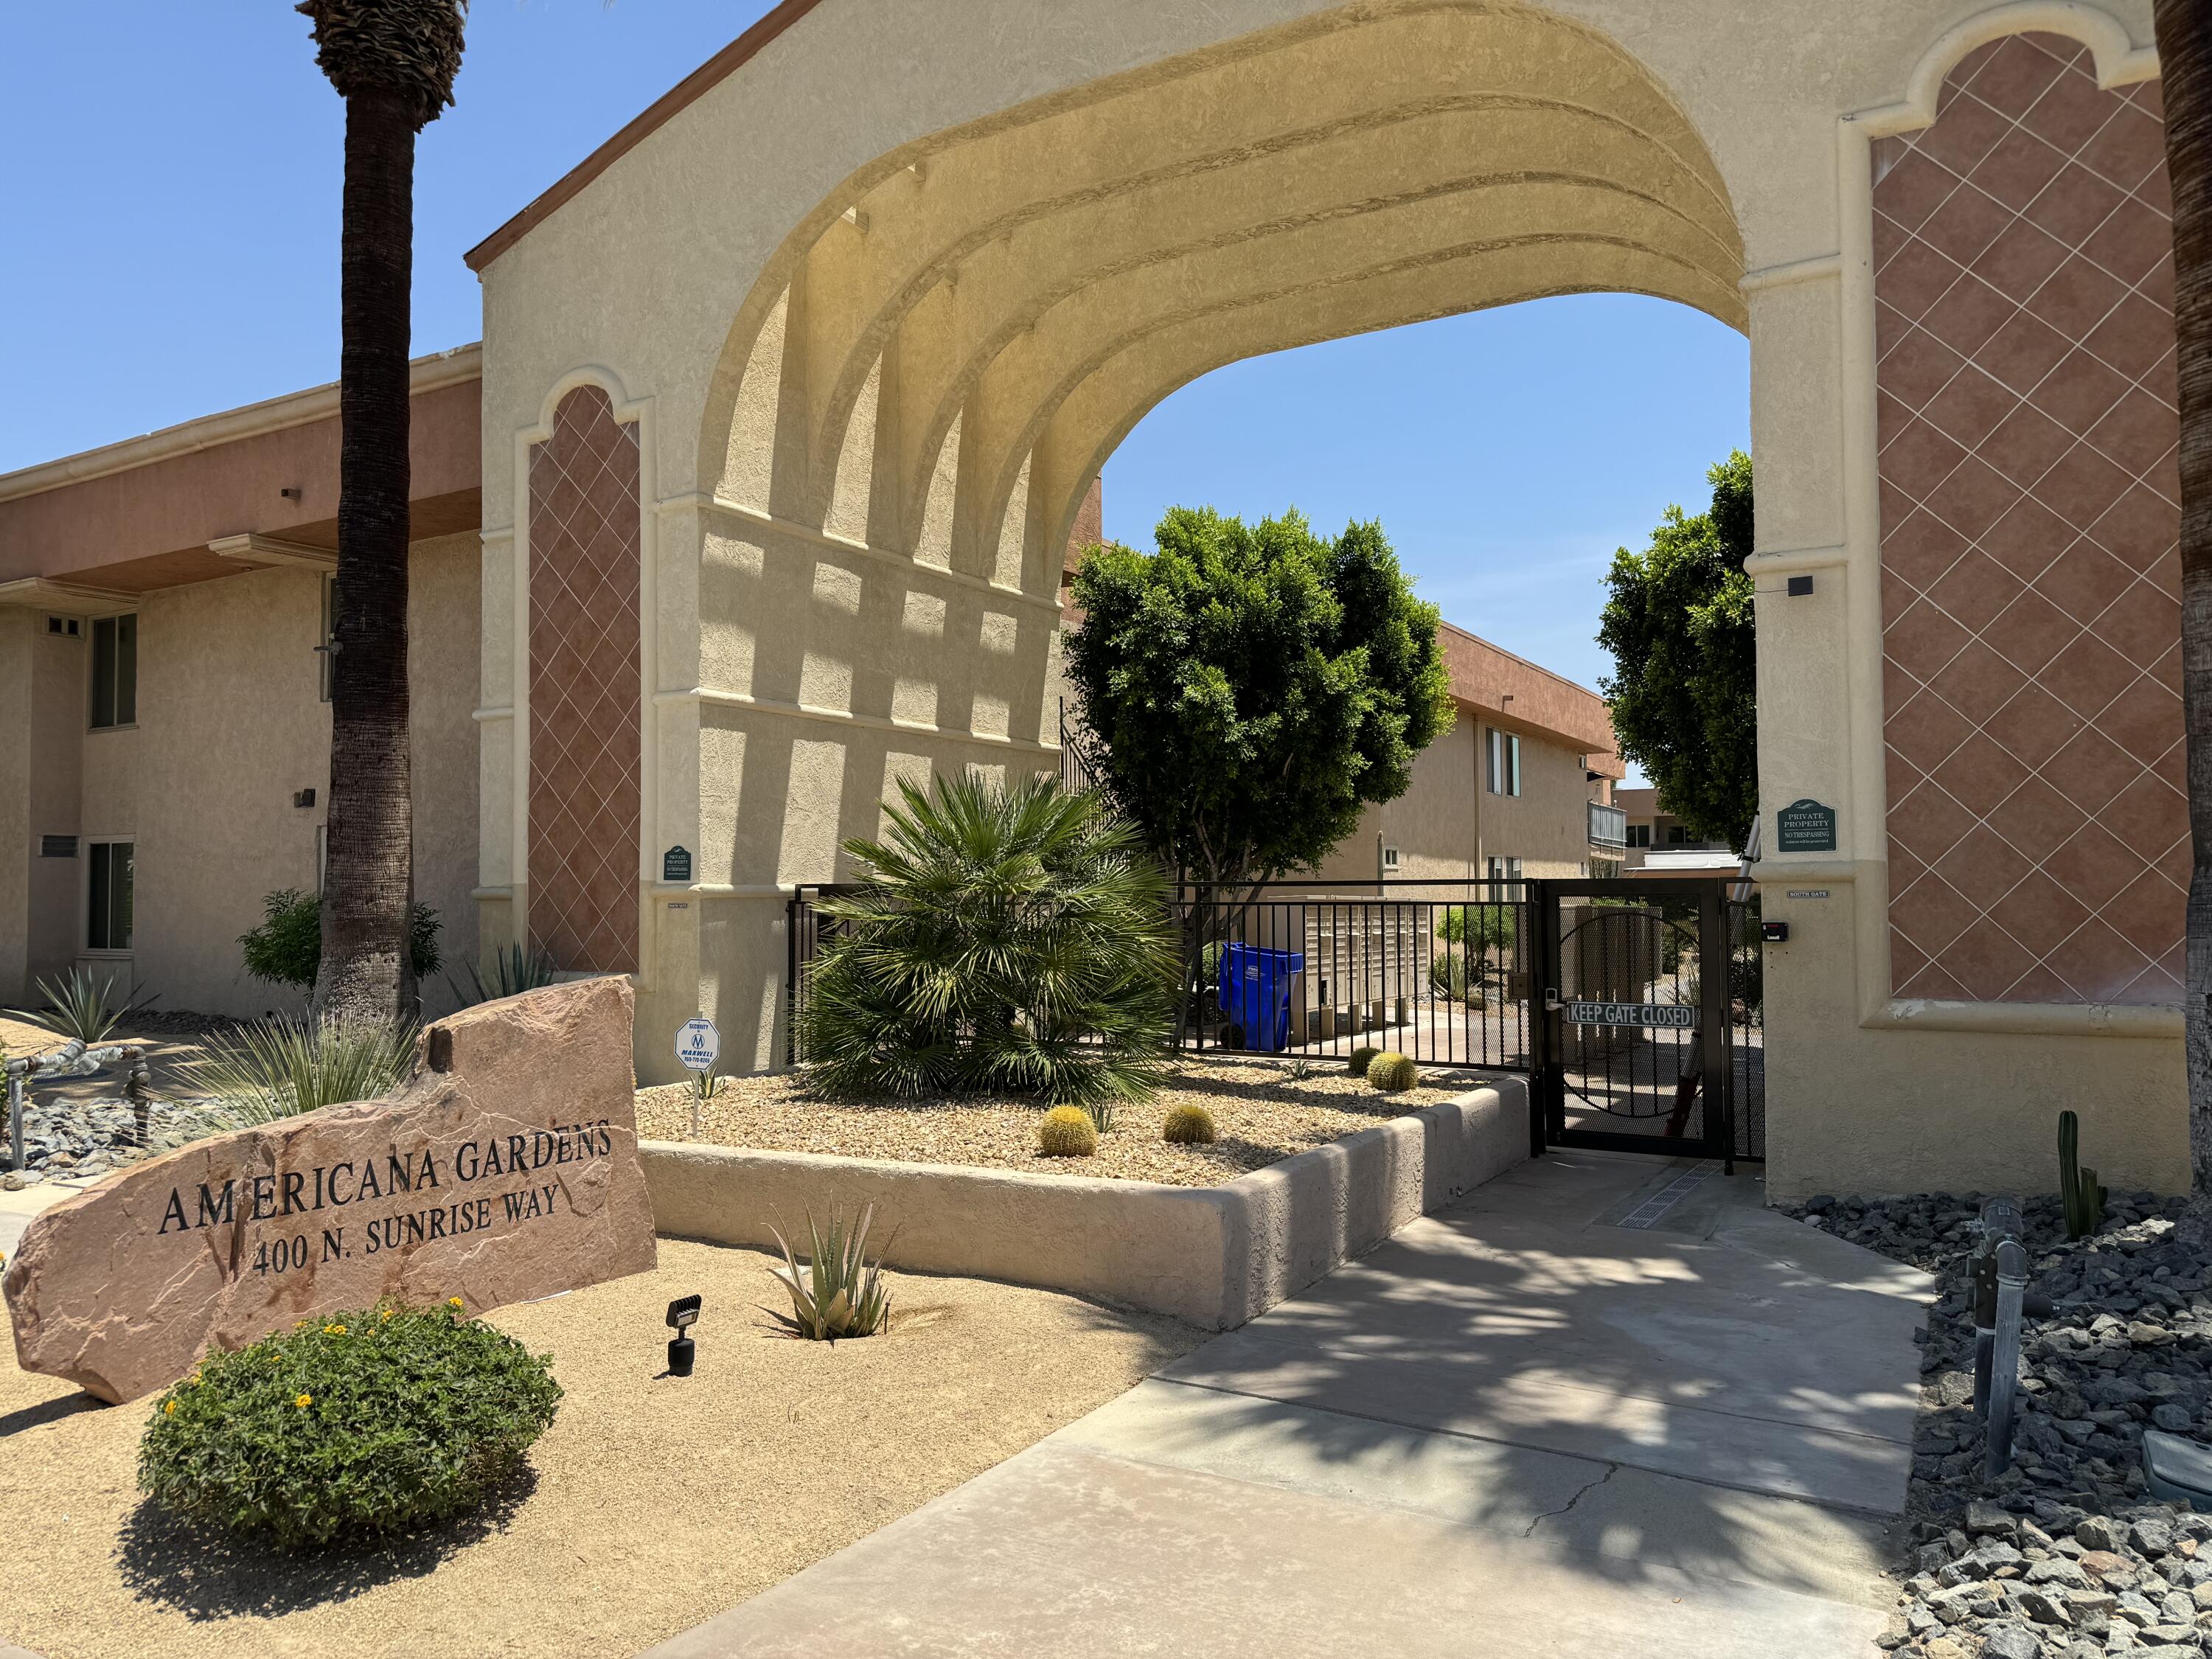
[293,788,316,810]
[1787,575,1815,597]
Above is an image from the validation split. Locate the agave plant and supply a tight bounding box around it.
[184,1016,416,1126]
[446,943,559,1008]
[796,772,1177,1112]
[6,966,157,1046]
[763,1206,894,1340]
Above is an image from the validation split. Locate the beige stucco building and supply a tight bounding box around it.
[1306,623,1625,890]
[1,0,2194,1202]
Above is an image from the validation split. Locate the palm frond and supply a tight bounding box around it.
[798,773,1176,1107]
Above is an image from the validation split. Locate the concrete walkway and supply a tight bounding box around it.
[650,1150,1931,1658]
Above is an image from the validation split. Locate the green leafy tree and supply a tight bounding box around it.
[1598,451,1757,851]
[1064,507,1453,891]
[797,773,1178,1113]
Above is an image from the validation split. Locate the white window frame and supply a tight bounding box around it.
[83,835,135,956]
[1485,727,1521,796]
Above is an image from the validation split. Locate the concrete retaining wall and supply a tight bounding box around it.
[640,1079,1528,1329]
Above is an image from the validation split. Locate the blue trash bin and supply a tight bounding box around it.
[1217,942,1307,1052]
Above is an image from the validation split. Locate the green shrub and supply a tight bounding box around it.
[448,942,560,1007]
[798,773,1178,1110]
[6,966,157,1045]
[139,1301,560,1549]
[1347,1046,1382,1078]
[1162,1105,1217,1145]
[767,1207,894,1339]
[1368,1051,1418,1093]
[185,1016,415,1125]
[1037,1105,1099,1157]
[239,888,441,995]
[1439,905,1516,953]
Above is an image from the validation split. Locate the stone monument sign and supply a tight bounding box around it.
[4,976,657,1403]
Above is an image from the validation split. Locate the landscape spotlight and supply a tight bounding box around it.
[666,1294,701,1377]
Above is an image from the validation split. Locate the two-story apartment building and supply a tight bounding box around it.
[1308,622,1625,893]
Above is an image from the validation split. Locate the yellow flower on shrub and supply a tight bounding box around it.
[448,1296,465,1310]
[380,1308,394,1321]
[164,1399,177,1416]
[294,1393,313,1409]
[323,1324,347,1336]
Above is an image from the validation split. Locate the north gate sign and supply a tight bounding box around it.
[2,977,655,1403]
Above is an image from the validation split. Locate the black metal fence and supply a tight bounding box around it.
[1174,878,1531,1070]
[784,872,1763,1160]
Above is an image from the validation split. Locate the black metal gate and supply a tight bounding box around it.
[785,873,1764,1164]
[1526,877,1763,1169]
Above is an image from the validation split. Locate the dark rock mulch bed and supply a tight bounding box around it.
[1792,1192,2212,1658]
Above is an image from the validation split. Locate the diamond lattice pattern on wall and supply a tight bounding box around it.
[1875,32,2180,1006]
[529,386,641,974]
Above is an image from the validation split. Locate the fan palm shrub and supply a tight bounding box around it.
[797,772,1178,1110]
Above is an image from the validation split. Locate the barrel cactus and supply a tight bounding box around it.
[1037,1105,1099,1158]
[1368,1051,1418,1093]
[1162,1105,1218,1145]
[1347,1046,1382,1078]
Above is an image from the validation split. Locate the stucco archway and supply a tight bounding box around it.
[697,0,1745,595]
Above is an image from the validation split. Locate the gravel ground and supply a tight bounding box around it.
[1790,1191,2212,1657]
[0,1016,232,1186]
[636,1055,1503,1186]
[0,1237,1200,1659]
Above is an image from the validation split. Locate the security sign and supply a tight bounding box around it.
[1565,1001,1694,1030]
[675,1016,720,1073]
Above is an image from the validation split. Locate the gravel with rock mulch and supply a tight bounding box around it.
[1790,1191,2212,1658]
[636,1056,1502,1187]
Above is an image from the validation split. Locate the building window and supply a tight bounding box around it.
[1625,824,1652,849]
[320,574,335,703]
[87,839,133,952]
[1486,854,1523,900]
[1485,728,1521,796]
[90,614,137,729]
[1666,824,1687,846]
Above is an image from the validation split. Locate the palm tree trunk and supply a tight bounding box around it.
[2159,1,2212,1200]
[315,85,417,1024]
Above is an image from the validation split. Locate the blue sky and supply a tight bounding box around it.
[2,4,1748,765]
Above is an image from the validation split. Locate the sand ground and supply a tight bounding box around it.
[0,1239,1200,1659]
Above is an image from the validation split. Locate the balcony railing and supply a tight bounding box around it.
[1587,800,1627,849]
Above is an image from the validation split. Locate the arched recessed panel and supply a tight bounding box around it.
[529,385,642,974]
[1874,31,2178,1007]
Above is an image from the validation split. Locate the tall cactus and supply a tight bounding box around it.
[2059,1110,2106,1240]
